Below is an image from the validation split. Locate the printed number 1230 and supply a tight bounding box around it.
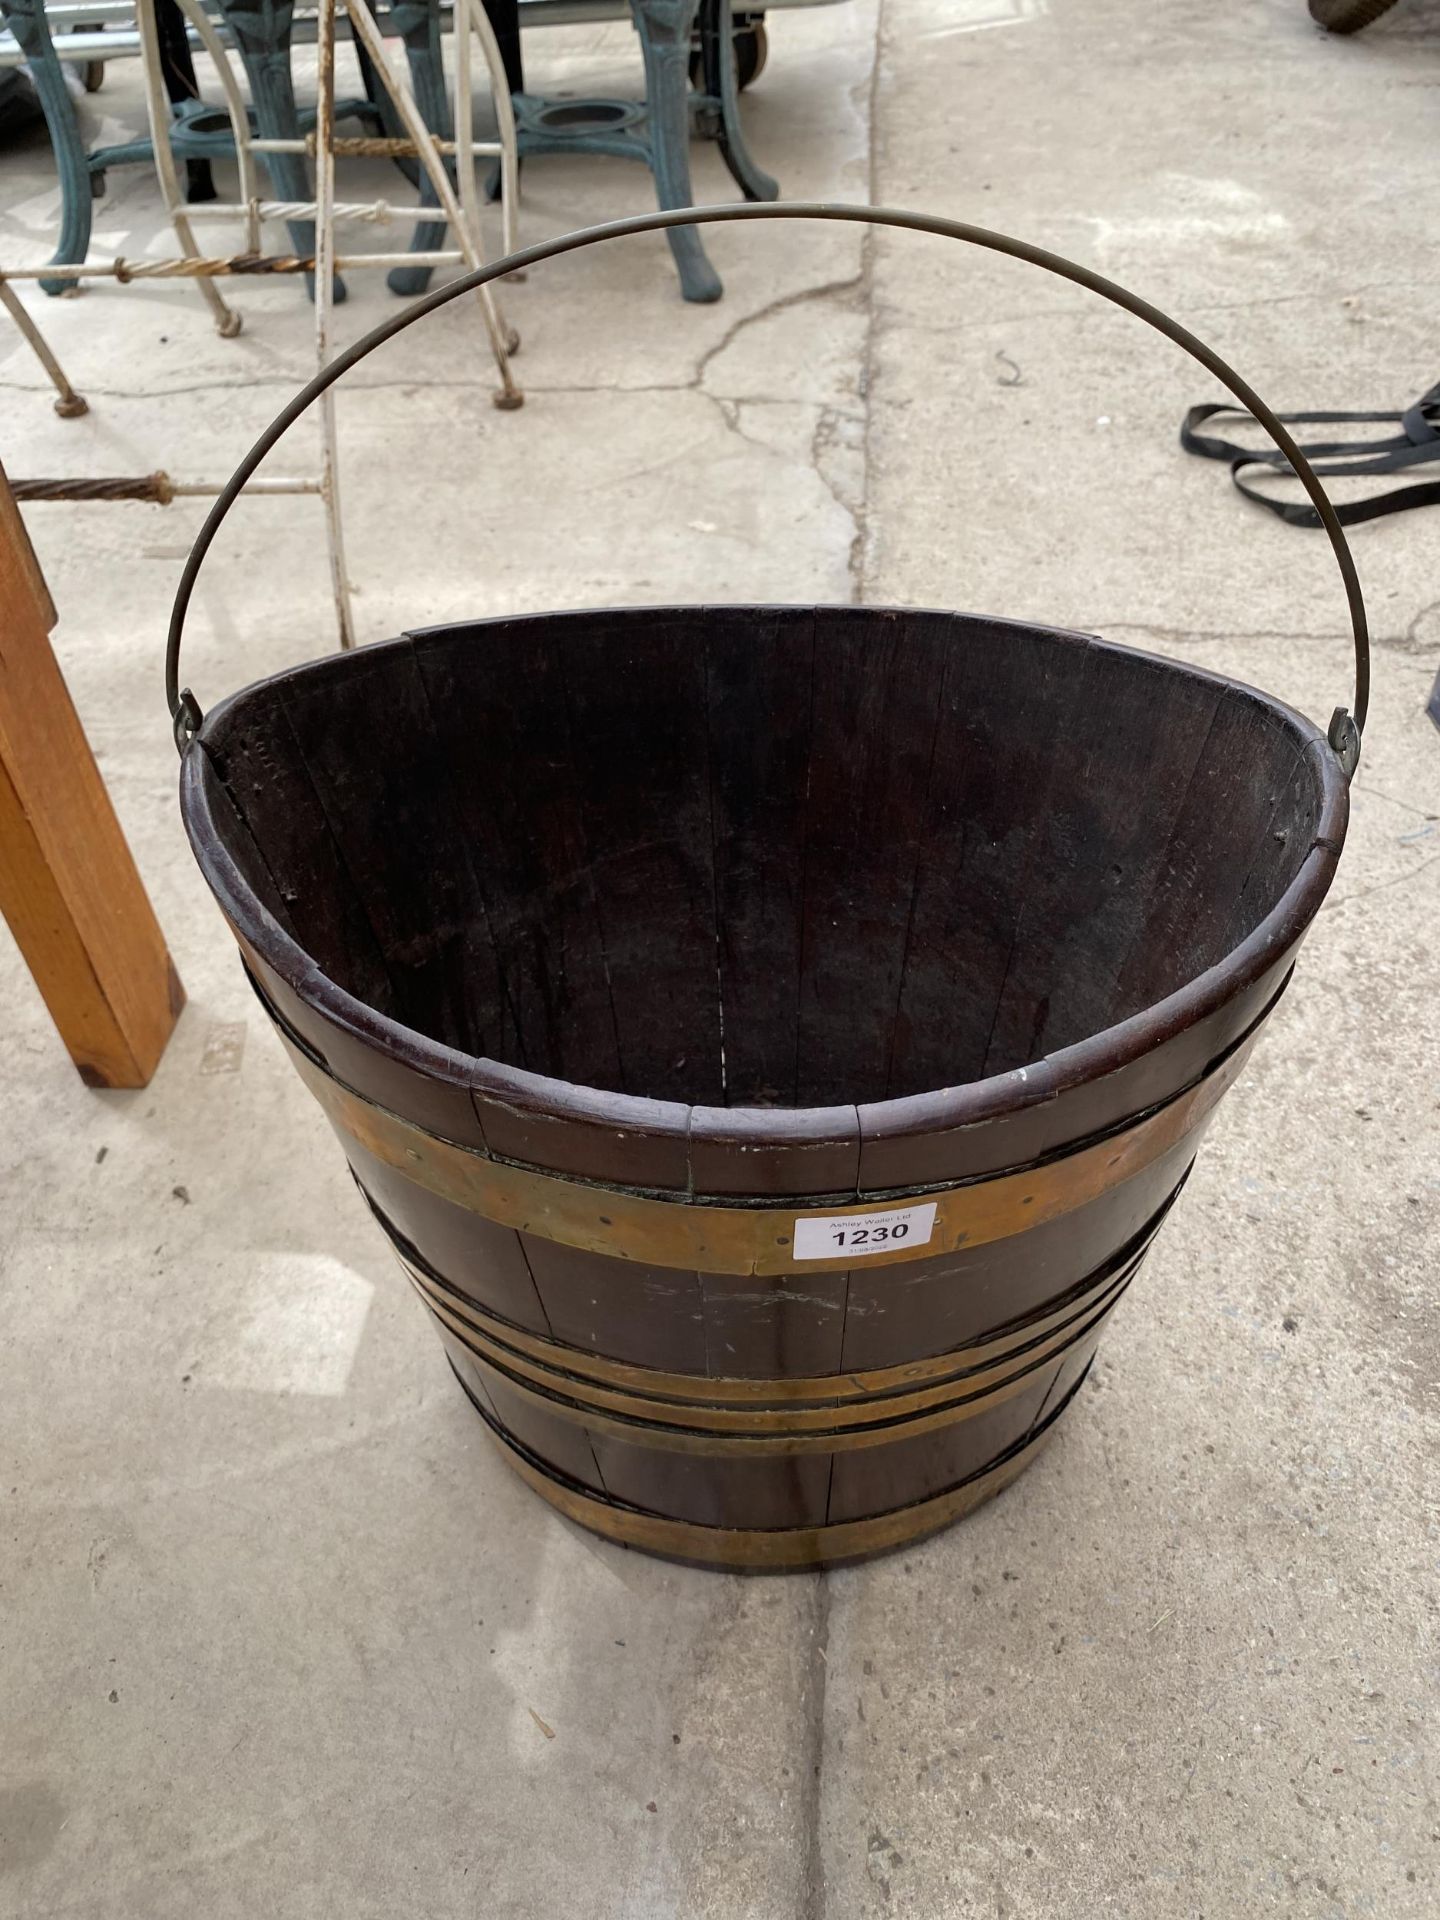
[832,1221,907,1248]
[792,1202,938,1262]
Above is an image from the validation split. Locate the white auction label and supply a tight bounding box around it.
[792,1201,938,1262]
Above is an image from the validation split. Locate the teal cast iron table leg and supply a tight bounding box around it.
[0,0,96,295]
[698,0,777,201]
[385,0,452,297]
[213,0,343,302]
[632,0,722,303]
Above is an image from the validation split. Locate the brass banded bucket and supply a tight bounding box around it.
[171,206,1365,1571]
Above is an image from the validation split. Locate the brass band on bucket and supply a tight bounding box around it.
[462,1373,1077,1570]
[276,1025,1251,1277]
[362,1184,1174,1406]
[404,1248,1131,1455]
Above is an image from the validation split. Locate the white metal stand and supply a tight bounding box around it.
[1,0,523,649]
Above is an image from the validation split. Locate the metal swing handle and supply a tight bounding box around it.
[166,201,1370,775]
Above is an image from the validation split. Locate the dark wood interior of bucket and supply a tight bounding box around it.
[198,607,1327,1107]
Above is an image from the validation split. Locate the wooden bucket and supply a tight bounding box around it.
[171,207,1366,1571]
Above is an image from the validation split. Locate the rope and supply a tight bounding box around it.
[319,135,456,157]
[12,473,176,504]
[113,254,317,280]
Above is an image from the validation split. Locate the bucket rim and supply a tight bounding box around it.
[180,607,1349,1152]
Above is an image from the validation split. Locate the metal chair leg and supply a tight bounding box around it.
[700,0,777,202]
[153,0,217,202]
[385,0,452,298]
[0,0,96,296]
[342,0,521,402]
[0,275,89,414]
[632,0,723,303]
[213,0,343,303]
[313,0,356,648]
[137,0,242,334]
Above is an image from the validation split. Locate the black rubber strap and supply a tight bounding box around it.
[1182,381,1440,527]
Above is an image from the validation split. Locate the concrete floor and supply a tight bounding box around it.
[2,1,1438,1914]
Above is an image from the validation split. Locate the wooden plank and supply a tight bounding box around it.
[1,463,54,629]
[1111,688,1308,1017]
[704,607,814,1105]
[983,646,1225,1067]
[190,758,298,937]
[444,1335,611,1494]
[277,645,502,1058]
[942,627,1101,1080]
[1230,734,1329,943]
[557,608,724,1104]
[886,616,1093,1095]
[0,463,182,1087]
[688,1101,860,1197]
[585,1432,833,1531]
[202,690,396,1020]
[839,1158,1181,1371]
[519,1235,708,1373]
[796,608,951,1107]
[356,1153,555,1334]
[410,615,623,1089]
[699,1269,848,1379]
[826,1366,1056,1523]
